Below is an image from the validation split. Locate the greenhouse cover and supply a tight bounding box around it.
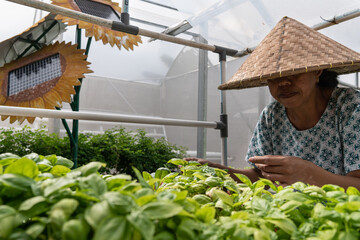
[1,0,360,168]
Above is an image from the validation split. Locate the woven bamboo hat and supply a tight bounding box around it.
[218,16,360,90]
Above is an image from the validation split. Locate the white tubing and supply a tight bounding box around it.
[0,105,218,128]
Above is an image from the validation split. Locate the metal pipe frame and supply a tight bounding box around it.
[0,106,219,129]
[312,9,360,30]
[5,0,239,57]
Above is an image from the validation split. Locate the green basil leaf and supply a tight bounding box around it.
[338,230,359,240]
[172,190,188,201]
[326,190,348,202]
[155,167,171,179]
[347,212,360,228]
[142,171,153,181]
[23,153,41,163]
[315,229,337,239]
[50,209,68,238]
[175,219,198,240]
[335,201,360,213]
[312,203,342,222]
[93,216,132,240]
[43,177,77,197]
[0,210,17,239]
[0,158,18,168]
[211,189,233,206]
[154,231,175,240]
[19,196,49,217]
[79,174,107,196]
[62,219,90,240]
[193,172,207,180]
[291,182,307,191]
[347,186,360,196]
[4,157,39,179]
[55,156,74,169]
[0,174,35,197]
[106,174,132,190]
[195,206,216,223]
[44,154,58,166]
[132,167,151,189]
[51,198,79,218]
[85,201,112,229]
[140,202,183,219]
[25,223,46,239]
[127,211,155,240]
[275,191,311,202]
[157,191,177,201]
[251,196,270,215]
[50,165,71,177]
[36,159,53,172]
[136,194,157,207]
[233,173,253,188]
[161,172,179,183]
[303,185,326,198]
[0,153,20,160]
[279,200,302,213]
[167,158,188,166]
[134,188,154,198]
[322,184,345,192]
[104,192,138,214]
[74,162,106,177]
[253,178,278,192]
[266,218,297,235]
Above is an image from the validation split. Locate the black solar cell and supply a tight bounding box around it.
[8,54,62,96]
[74,0,121,21]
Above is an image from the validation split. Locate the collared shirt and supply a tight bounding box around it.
[246,87,360,175]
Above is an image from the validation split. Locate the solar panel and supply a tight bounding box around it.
[74,0,121,21]
[8,54,62,96]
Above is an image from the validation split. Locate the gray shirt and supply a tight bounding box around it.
[246,87,360,175]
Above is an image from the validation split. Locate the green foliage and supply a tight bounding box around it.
[1,154,360,239]
[0,126,187,176]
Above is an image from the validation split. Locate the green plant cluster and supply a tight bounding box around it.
[1,154,360,239]
[0,127,186,176]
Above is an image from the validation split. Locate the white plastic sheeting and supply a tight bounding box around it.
[2,0,360,83]
[1,0,360,167]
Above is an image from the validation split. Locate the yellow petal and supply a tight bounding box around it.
[43,90,62,108]
[30,97,45,109]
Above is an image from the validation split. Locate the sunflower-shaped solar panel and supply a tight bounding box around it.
[52,0,142,50]
[0,42,92,124]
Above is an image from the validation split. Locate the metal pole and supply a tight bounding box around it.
[219,52,228,166]
[0,106,219,128]
[312,9,360,30]
[5,0,239,57]
[197,34,208,159]
[121,0,129,25]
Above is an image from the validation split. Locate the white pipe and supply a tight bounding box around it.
[0,106,218,128]
[5,0,217,53]
[312,9,360,30]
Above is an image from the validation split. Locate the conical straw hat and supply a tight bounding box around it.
[218,16,360,90]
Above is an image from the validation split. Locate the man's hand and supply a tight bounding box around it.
[248,155,316,186]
